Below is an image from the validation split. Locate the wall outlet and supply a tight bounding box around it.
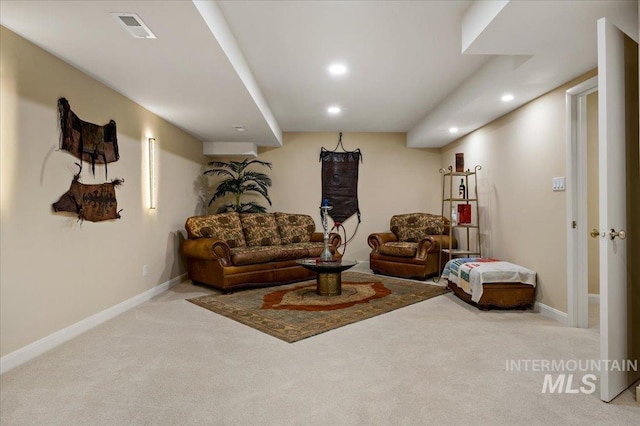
[142,265,149,277]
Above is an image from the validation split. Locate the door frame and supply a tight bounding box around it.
[566,75,598,328]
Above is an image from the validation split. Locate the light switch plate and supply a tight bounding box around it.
[552,177,565,191]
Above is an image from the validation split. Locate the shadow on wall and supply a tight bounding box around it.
[193,169,211,216]
[162,230,187,280]
[40,143,58,186]
[480,177,493,257]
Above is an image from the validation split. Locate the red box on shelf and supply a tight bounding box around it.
[457,204,471,224]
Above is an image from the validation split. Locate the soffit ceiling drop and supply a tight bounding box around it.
[1,0,637,151]
[0,0,282,148]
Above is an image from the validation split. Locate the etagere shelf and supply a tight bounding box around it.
[438,165,482,272]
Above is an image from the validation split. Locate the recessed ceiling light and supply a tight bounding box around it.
[328,106,341,114]
[233,125,246,132]
[328,64,347,75]
[449,127,459,134]
[501,93,514,102]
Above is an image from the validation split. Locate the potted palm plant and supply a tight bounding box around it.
[204,159,273,213]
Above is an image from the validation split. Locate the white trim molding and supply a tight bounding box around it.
[534,301,569,325]
[566,76,598,328]
[0,274,186,375]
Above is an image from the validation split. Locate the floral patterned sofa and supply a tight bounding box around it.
[368,213,456,280]
[181,212,341,291]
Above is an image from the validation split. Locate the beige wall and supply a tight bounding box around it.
[0,27,205,357]
[1,17,629,361]
[440,70,598,312]
[587,91,600,295]
[253,132,442,261]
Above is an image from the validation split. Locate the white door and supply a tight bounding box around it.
[597,17,635,402]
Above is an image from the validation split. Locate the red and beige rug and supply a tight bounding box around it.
[187,271,448,343]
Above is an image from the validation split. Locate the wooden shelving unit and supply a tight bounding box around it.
[438,165,482,270]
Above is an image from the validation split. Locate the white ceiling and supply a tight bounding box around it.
[1,0,637,150]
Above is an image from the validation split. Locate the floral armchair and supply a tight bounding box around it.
[367,213,457,280]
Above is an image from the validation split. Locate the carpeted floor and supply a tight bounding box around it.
[188,271,448,343]
[0,263,638,425]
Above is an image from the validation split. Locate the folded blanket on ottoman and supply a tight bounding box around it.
[442,258,537,303]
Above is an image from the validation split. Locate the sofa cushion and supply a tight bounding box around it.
[390,213,448,242]
[229,245,282,265]
[274,244,315,261]
[274,212,316,244]
[229,242,326,265]
[302,241,333,258]
[240,213,282,247]
[379,242,418,258]
[185,212,246,248]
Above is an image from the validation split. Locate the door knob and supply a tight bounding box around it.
[590,229,600,239]
[609,228,627,240]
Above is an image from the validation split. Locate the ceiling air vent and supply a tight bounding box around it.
[111,13,156,39]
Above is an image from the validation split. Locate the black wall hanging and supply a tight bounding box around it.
[319,132,362,251]
[58,97,119,178]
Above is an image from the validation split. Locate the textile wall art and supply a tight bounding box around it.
[52,98,123,222]
[52,167,123,222]
[58,97,119,178]
[319,133,362,225]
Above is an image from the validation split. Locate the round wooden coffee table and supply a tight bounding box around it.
[296,259,357,296]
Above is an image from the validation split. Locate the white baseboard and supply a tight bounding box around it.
[0,274,186,375]
[534,301,568,325]
[588,293,600,305]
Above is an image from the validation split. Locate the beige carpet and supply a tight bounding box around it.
[188,272,448,343]
[0,265,638,425]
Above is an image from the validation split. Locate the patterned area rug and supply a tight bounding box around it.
[187,272,448,343]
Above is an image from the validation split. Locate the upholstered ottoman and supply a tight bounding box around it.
[441,258,536,310]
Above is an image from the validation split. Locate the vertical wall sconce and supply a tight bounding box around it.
[148,137,156,209]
